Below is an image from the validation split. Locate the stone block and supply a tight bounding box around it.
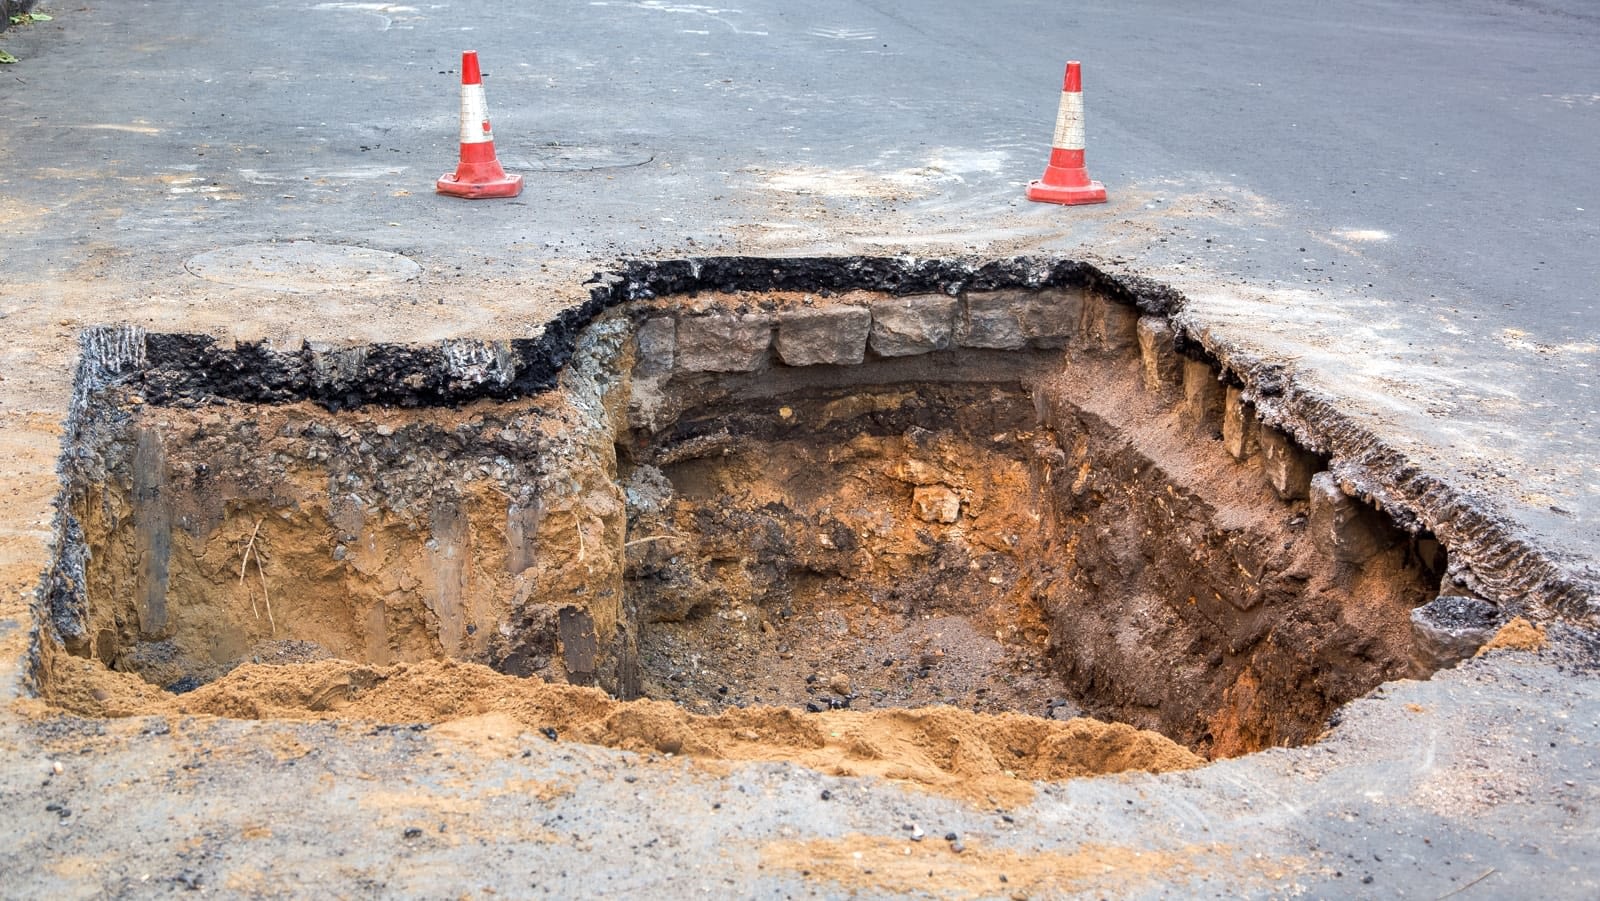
[1258,426,1316,501]
[912,485,961,523]
[959,292,1029,350]
[633,315,675,376]
[1080,291,1139,353]
[868,294,959,357]
[1019,288,1084,348]
[1181,359,1225,431]
[675,311,773,372]
[1410,595,1504,673]
[775,305,870,366]
[1136,316,1182,390]
[1222,386,1260,460]
[959,289,1082,350]
[1309,473,1394,565]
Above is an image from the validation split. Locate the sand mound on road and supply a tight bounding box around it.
[42,656,1200,805]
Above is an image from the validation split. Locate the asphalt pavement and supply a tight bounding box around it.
[1,0,1598,896]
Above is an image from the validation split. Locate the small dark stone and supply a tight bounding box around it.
[805,674,818,684]
[1362,875,1374,885]
[882,658,894,667]
[805,702,823,713]
[820,790,832,801]
[541,727,559,741]
[166,675,205,694]
[403,827,423,839]
[716,685,728,695]
[945,833,958,842]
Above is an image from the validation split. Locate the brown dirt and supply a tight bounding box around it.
[60,359,636,695]
[1478,616,1548,654]
[627,381,1079,719]
[760,834,1291,899]
[38,655,1201,807]
[1030,352,1437,756]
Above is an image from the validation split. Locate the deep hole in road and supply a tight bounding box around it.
[34,257,1470,796]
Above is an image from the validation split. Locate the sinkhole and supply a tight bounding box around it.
[34,256,1478,782]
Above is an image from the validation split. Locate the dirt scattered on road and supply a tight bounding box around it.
[760,835,1278,898]
[1479,616,1547,654]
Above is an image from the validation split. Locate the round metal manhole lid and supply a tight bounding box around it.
[498,142,655,173]
[184,241,421,293]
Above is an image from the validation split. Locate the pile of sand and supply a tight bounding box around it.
[1478,616,1548,654]
[42,656,1201,805]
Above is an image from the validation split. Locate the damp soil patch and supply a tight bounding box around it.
[32,256,1466,798]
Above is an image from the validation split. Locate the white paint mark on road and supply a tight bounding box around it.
[807,27,876,41]
[1541,93,1600,106]
[238,166,408,185]
[1332,228,1391,243]
[751,149,1009,199]
[591,1,768,36]
[72,123,163,135]
[311,3,423,31]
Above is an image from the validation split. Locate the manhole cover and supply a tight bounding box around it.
[184,241,421,293]
[498,142,655,173]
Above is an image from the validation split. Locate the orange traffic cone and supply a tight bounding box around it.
[437,50,523,199]
[1026,61,1106,205]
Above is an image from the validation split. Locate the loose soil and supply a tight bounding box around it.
[759,835,1295,899]
[39,656,1201,806]
[1479,616,1548,654]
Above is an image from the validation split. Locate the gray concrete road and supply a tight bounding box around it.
[1,0,1597,897]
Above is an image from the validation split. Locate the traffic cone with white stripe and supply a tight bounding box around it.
[1026,61,1106,205]
[437,50,523,199]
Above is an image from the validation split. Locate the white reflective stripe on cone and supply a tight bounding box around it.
[459,83,492,144]
[1051,91,1085,151]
